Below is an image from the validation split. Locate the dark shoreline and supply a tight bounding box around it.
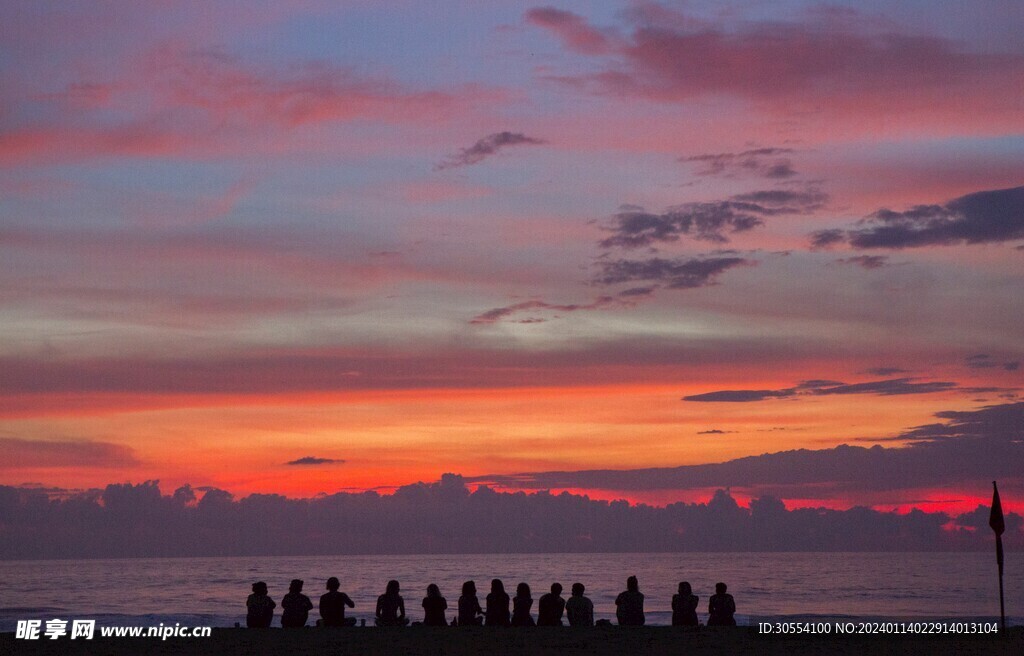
[3,626,1022,656]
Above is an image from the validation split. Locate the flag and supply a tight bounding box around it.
[990,481,1005,536]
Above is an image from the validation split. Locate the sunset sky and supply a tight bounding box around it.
[2,1,1022,515]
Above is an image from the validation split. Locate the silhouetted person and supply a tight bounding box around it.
[458,580,483,626]
[422,584,448,626]
[485,578,511,627]
[672,581,699,627]
[537,582,566,626]
[615,576,645,626]
[319,576,355,627]
[707,582,736,626]
[565,582,594,627]
[376,579,409,626]
[246,581,275,628]
[281,579,313,628]
[511,582,535,627]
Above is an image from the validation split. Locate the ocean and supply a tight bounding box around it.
[0,552,1018,630]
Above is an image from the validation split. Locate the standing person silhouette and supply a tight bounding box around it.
[458,580,484,626]
[422,584,448,626]
[281,579,314,628]
[615,576,645,626]
[707,582,736,626]
[246,581,275,628]
[511,582,535,627]
[485,579,511,626]
[376,580,409,626]
[537,583,566,626]
[672,581,699,626]
[565,583,594,627]
[319,577,355,627]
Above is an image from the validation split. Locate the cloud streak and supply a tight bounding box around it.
[683,378,959,402]
[1,437,139,468]
[285,456,345,466]
[594,256,752,289]
[469,402,1024,496]
[681,147,797,179]
[469,296,619,325]
[436,131,545,170]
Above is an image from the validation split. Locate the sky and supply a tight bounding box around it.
[1,1,1022,517]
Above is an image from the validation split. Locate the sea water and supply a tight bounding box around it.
[0,552,1018,630]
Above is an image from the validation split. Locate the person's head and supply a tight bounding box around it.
[326,577,340,591]
[550,582,562,595]
[289,579,303,593]
[252,581,268,595]
[715,582,727,595]
[386,580,400,595]
[462,580,476,596]
[571,583,585,597]
[627,576,639,592]
[516,582,531,599]
[491,579,505,594]
[427,583,441,598]
[679,581,692,596]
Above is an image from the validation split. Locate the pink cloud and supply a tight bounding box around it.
[527,7,1024,131]
[1,45,505,165]
[525,7,617,55]
[149,48,468,128]
[127,180,254,226]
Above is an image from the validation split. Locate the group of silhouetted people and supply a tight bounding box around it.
[246,576,736,629]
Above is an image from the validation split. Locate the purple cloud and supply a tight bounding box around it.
[436,131,546,170]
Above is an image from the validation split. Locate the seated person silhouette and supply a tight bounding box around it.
[565,582,594,627]
[511,582,535,627]
[246,581,275,628]
[537,582,566,626]
[376,579,409,626]
[672,581,699,627]
[319,576,356,627]
[457,580,484,626]
[281,579,314,628]
[707,582,736,626]
[615,576,645,626]
[422,584,448,626]
[485,579,511,627]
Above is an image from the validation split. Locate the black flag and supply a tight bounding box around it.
[990,481,1005,536]
[991,481,1006,633]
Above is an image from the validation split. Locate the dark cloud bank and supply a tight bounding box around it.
[1,475,1016,560]
[2,403,1021,559]
[601,189,826,249]
[812,185,1024,249]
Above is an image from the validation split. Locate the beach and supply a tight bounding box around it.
[3,626,1022,656]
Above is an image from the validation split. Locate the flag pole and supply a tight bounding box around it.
[990,481,1005,633]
